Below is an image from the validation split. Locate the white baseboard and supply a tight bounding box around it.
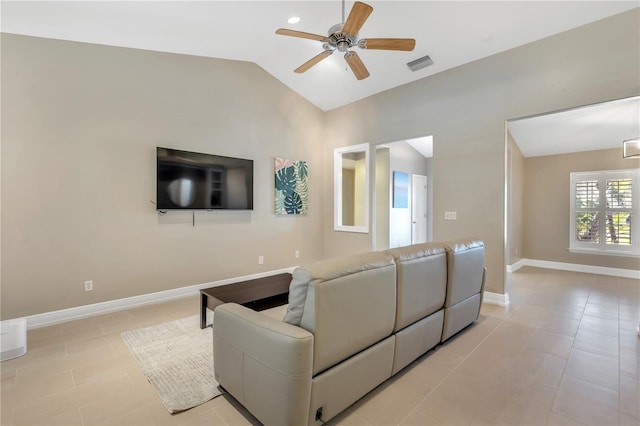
[23,267,296,330]
[483,291,510,306]
[506,259,527,273]
[508,259,640,280]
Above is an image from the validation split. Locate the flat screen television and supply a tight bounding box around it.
[156,147,253,210]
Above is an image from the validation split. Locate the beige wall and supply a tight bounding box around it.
[523,148,640,270]
[507,131,525,265]
[1,34,326,319]
[322,9,640,295]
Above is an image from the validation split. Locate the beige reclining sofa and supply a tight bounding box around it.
[213,238,485,425]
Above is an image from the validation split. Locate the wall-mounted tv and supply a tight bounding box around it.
[156,147,253,210]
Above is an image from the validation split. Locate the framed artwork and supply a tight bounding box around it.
[275,157,309,215]
[393,171,409,208]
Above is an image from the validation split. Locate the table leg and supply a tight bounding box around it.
[200,293,207,329]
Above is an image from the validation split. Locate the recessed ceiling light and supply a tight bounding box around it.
[288,16,300,24]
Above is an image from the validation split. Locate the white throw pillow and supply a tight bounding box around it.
[283,268,312,326]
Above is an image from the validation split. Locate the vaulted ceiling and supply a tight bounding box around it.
[2,1,637,112]
[3,1,638,156]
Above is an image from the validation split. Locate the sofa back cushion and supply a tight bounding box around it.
[386,243,447,332]
[285,251,397,375]
[444,239,485,307]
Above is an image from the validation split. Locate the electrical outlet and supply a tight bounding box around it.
[444,211,457,220]
[84,280,93,291]
[258,256,264,265]
[295,250,300,259]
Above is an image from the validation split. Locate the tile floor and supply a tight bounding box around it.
[1,267,638,425]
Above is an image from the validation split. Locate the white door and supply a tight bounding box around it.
[411,174,428,244]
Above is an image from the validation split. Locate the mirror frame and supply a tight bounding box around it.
[334,143,370,233]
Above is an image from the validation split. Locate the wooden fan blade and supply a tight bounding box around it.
[276,28,328,42]
[359,38,416,51]
[294,50,334,73]
[343,1,373,36]
[344,51,370,80]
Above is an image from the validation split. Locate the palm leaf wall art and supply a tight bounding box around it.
[275,157,309,215]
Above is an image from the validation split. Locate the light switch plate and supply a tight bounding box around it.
[444,211,457,220]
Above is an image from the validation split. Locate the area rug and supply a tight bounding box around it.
[121,315,222,414]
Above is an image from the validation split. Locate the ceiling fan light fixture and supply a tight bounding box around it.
[623,137,640,158]
[275,1,415,80]
[287,16,301,24]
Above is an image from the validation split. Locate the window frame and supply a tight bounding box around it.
[569,168,639,257]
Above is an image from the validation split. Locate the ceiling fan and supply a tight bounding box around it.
[275,1,416,80]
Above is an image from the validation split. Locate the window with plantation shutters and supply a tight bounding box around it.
[570,169,639,256]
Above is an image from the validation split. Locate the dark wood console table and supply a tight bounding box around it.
[200,272,292,328]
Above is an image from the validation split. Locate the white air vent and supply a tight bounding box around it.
[1,318,27,361]
[407,55,434,72]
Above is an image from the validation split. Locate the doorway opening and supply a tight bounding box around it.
[374,135,433,250]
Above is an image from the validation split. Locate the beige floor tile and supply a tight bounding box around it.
[620,374,640,420]
[471,409,514,426]
[2,342,68,369]
[475,375,556,425]
[213,395,259,426]
[418,338,470,373]
[17,407,84,426]
[564,349,619,390]
[431,316,501,365]
[587,290,619,308]
[583,302,619,320]
[64,331,122,355]
[400,409,452,425]
[508,348,567,389]
[1,367,17,390]
[572,327,619,360]
[4,370,75,407]
[480,302,515,320]
[552,375,619,426]
[413,372,494,425]
[620,349,639,379]
[1,269,636,426]
[70,350,134,384]
[10,369,133,425]
[15,343,118,386]
[619,307,640,326]
[350,368,434,425]
[619,413,640,426]
[538,313,582,337]
[78,381,158,426]
[59,321,105,344]
[326,407,372,426]
[401,354,453,389]
[1,402,14,426]
[526,328,575,359]
[505,304,549,327]
[578,314,619,337]
[620,328,640,352]
[546,411,587,425]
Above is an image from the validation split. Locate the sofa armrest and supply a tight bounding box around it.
[213,303,314,426]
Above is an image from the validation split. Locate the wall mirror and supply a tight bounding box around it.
[334,143,370,233]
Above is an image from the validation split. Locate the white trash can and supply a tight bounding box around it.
[1,318,27,361]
